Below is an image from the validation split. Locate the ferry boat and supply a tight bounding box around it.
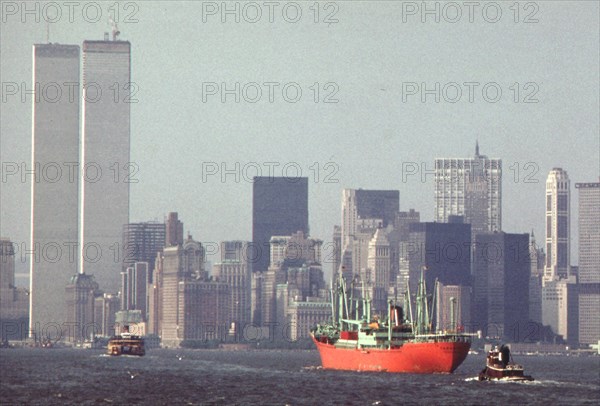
[478,345,533,381]
[311,270,472,373]
[107,326,145,356]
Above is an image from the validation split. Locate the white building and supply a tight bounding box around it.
[366,227,391,314]
[543,168,571,283]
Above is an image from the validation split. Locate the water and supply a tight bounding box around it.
[1,348,598,405]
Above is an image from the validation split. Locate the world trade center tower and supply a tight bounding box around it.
[29,44,80,338]
[80,39,131,292]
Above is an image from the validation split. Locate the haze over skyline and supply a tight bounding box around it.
[1,1,599,280]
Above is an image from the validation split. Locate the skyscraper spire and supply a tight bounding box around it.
[475,140,480,157]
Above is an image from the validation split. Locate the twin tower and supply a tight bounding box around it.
[30,39,131,338]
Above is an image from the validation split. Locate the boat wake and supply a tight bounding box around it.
[465,376,538,384]
[302,366,323,371]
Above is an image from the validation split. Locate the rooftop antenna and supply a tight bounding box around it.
[46,20,50,43]
[109,17,120,41]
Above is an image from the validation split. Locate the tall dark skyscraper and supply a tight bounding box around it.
[353,189,400,226]
[252,177,309,274]
[406,220,472,297]
[472,232,531,341]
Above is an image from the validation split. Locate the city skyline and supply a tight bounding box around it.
[1,2,599,281]
[1,3,599,404]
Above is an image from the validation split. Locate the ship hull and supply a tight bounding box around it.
[312,338,470,374]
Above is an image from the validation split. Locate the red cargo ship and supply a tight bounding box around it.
[311,270,472,374]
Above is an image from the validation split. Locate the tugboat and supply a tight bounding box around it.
[107,325,145,356]
[310,269,473,374]
[478,345,533,381]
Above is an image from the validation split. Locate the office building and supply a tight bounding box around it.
[213,241,253,336]
[81,39,131,292]
[472,232,530,340]
[259,232,323,328]
[406,220,472,297]
[542,168,576,342]
[543,168,571,282]
[366,226,391,314]
[165,212,184,247]
[93,293,119,337]
[434,143,502,236]
[156,235,229,347]
[120,262,148,319]
[29,44,80,339]
[1,238,28,341]
[576,181,600,345]
[252,177,309,275]
[64,273,99,342]
[122,221,165,281]
[340,189,399,275]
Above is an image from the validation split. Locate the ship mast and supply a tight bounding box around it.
[415,267,430,335]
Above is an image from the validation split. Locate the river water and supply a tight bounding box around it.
[1,348,598,405]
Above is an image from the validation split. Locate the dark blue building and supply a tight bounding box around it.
[252,177,309,274]
[406,221,472,296]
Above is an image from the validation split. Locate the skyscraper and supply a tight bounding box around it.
[1,238,28,341]
[165,212,184,247]
[122,221,165,281]
[64,273,99,342]
[157,236,229,347]
[213,241,253,336]
[259,231,322,327]
[81,39,131,293]
[543,168,571,282]
[434,143,502,237]
[576,181,600,345]
[366,226,391,314]
[542,168,577,344]
[406,221,472,297]
[472,232,530,340]
[252,177,309,274]
[29,44,80,339]
[340,189,399,276]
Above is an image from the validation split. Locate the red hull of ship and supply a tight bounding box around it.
[312,338,470,374]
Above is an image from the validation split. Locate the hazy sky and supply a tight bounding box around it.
[1,1,599,278]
